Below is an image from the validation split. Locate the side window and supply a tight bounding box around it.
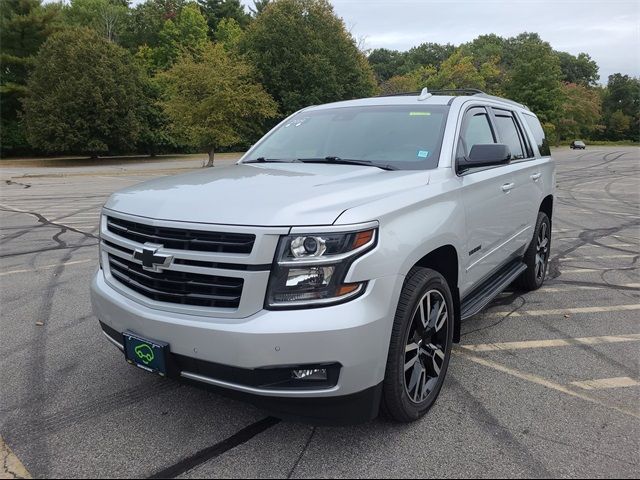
[492,110,525,160]
[523,114,551,156]
[456,107,496,161]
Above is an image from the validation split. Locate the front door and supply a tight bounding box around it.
[456,106,515,296]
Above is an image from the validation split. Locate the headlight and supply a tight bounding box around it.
[98,213,104,269]
[266,227,377,308]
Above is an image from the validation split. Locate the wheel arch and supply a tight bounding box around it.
[412,244,461,343]
[540,194,553,222]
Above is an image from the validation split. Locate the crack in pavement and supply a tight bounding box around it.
[4,180,31,189]
[0,205,98,246]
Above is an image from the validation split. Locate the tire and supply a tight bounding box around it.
[514,211,551,291]
[382,267,454,422]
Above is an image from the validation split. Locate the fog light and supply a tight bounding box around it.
[292,368,328,381]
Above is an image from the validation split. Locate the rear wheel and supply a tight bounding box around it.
[514,211,551,291]
[382,268,454,422]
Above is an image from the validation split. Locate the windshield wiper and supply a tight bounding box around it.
[243,157,302,164]
[298,156,398,171]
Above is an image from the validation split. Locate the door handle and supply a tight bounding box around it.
[530,173,541,181]
[501,182,515,193]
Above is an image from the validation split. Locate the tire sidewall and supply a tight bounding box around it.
[533,213,551,288]
[386,269,455,421]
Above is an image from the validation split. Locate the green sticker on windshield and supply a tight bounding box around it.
[410,112,431,116]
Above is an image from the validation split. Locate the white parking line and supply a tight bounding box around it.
[570,377,639,390]
[487,304,640,317]
[461,333,640,352]
[51,212,101,217]
[561,255,636,261]
[0,259,94,276]
[456,351,640,420]
[541,283,640,292]
[45,206,102,211]
[0,436,31,479]
[55,219,99,225]
[562,268,623,274]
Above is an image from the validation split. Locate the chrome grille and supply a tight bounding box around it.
[106,216,255,254]
[108,254,243,309]
[100,211,286,318]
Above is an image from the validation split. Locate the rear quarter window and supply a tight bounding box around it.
[522,114,551,157]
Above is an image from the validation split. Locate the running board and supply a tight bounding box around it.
[461,260,527,320]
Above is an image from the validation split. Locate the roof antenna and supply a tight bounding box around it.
[418,87,432,101]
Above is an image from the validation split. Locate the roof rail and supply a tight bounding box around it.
[377,88,485,98]
[377,91,422,97]
[375,88,530,110]
[428,88,486,96]
[473,93,530,111]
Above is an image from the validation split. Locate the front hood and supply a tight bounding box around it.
[105,163,429,226]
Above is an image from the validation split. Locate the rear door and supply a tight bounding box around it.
[491,108,546,254]
[456,105,515,295]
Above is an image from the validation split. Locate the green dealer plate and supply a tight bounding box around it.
[124,332,169,376]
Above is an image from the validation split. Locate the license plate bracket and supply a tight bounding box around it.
[123,331,169,376]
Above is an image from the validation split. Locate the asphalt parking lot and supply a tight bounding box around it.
[1,147,638,479]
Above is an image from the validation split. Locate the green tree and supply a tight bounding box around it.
[120,0,185,50]
[368,48,409,82]
[368,43,455,84]
[425,50,499,91]
[504,33,563,124]
[249,0,270,16]
[160,43,278,166]
[555,51,599,86]
[152,2,209,70]
[22,28,148,155]
[215,16,243,50]
[607,110,632,140]
[459,34,507,93]
[461,34,506,67]
[602,73,640,140]
[64,0,128,42]
[197,0,249,39]
[379,73,421,95]
[242,0,376,116]
[557,82,602,141]
[0,0,62,155]
[405,42,455,70]
[136,77,178,155]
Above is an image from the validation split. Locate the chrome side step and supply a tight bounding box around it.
[461,260,527,320]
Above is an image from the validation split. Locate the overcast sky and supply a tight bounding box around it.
[241,0,640,82]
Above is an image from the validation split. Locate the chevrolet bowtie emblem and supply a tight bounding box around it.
[133,243,173,272]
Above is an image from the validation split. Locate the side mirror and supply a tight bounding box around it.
[463,144,511,169]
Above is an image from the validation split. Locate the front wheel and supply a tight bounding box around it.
[382,268,454,422]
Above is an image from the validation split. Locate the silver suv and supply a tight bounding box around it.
[91,89,555,423]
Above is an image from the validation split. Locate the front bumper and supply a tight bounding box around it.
[91,271,402,421]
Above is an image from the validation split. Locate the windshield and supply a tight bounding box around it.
[245,105,449,170]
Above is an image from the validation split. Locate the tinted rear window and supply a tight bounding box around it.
[523,114,551,156]
[494,113,525,160]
